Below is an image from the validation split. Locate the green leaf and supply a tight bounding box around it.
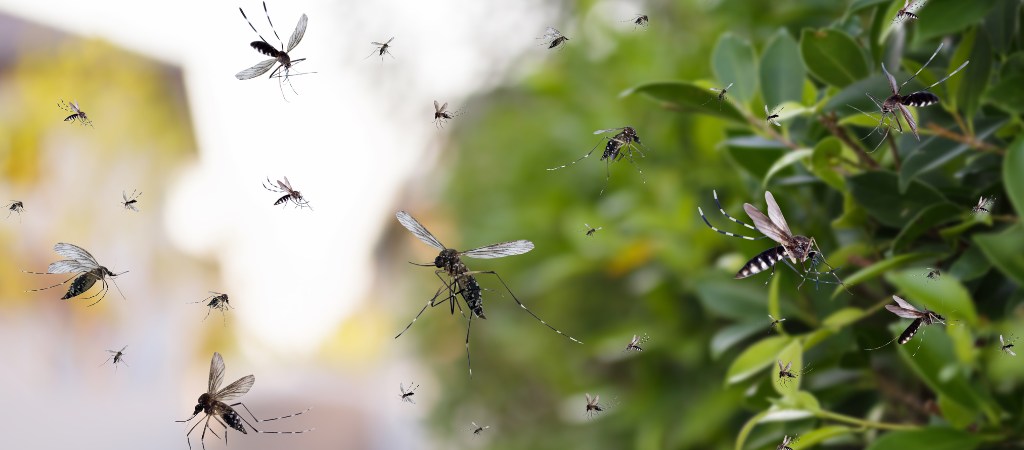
[916,0,1000,42]
[695,277,771,321]
[734,409,769,450]
[983,73,1024,116]
[898,118,1005,193]
[948,245,992,282]
[711,33,758,103]
[833,252,939,298]
[974,224,1024,286]
[763,149,812,187]
[1004,134,1024,216]
[886,270,978,326]
[893,325,982,421]
[799,28,869,87]
[710,321,766,360]
[725,336,790,384]
[890,203,962,252]
[809,137,846,191]
[848,171,947,228]
[621,81,746,124]
[798,426,856,447]
[849,0,889,12]
[721,136,787,180]
[760,29,805,108]
[773,339,803,395]
[984,0,1022,54]
[866,427,981,450]
[954,28,991,120]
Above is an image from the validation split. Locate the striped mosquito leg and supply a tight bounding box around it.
[465,312,475,377]
[713,190,761,233]
[735,246,788,279]
[395,281,451,339]
[547,140,603,172]
[233,402,311,424]
[698,207,762,240]
[475,270,584,344]
[624,147,647,184]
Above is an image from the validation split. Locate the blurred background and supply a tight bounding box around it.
[2,0,1022,449]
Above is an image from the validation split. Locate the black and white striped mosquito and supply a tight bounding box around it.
[625,14,649,29]
[849,43,969,152]
[999,334,1017,356]
[236,2,312,100]
[395,211,582,376]
[765,105,783,127]
[432,100,462,128]
[768,314,786,334]
[399,382,419,404]
[971,196,995,215]
[538,27,569,49]
[366,37,394,62]
[100,345,128,371]
[624,333,649,352]
[776,360,811,386]
[263,176,311,209]
[584,223,602,236]
[584,393,605,419]
[867,295,947,355]
[921,267,942,281]
[58,99,92,127]
[178,352,311,450]
[893,0,926,25]
[121,190,141,212]
[26,242,127,307]
[5,200,24,220]
[191,292,233,326]
[776,434,798,450]
[470,422,490,435]
[698,190,846,289]
[547,126,647,196]
[702,83,733,109]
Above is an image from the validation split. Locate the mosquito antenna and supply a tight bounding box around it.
[898,42,943,89]
[407,261,436,267]
[262,1,284,49]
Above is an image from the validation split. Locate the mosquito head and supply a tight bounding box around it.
[193,394,210,414]
[789,235,815,262]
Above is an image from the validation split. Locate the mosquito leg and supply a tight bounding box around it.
[395,284,448,339]
[697,207,763,240]
[764,264,776,286]
[465,312,474,377]
[232,402,312,434]
[546,140,602,172]
[625,148,647,185]
[24,273,77,291]
[85,277,109,307]
[599,157,612,196]
[473,270,583,344]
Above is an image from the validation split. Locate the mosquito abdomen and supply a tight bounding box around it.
[735,246,787,279]
[63,273,99,299]
[222,408,248,433]
[898,318,923,344]
[251,41,280,58]
[901,91,940,107]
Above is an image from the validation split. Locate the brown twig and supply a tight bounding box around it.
[819,113,880,169]
[886,134,901,170]
[926,123,1004,155]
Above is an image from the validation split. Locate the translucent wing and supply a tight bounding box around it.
[880,63,899,95]
[47,259,93,274]
[1000,335,1006,346]
[208,352,226,394]
[235,59,277,80]
[286,14,308,52]
[53,243,100,267]
[585,393,592,404]
[891,295,918,311]
[784,361,792,372]
[71,100,81,113]
[396,211,446,250]
[541,27,562,39]
[440,102,449,113]
[462,240,534,259]
[593,128,624,135]
[897,104,919,139]
[777,360,784,371]
[593,394,600,404]
[763,192,793,237]
[742,203,789,244]
[281,176,293,190]
[216,374,255,402]
[433,100,441,112]
[385,37,394,45]
[886,295,922,319]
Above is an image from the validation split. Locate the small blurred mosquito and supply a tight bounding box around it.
[5,200,24,220]
[1000,334,1017,356]
[765,105,783,126]
[585,393,605,419]
[236,2,312,100]
[100,345,128,371]
[263,176,311,209]
[777,434,798,450]
[538,27,569,49]
[922,267,942,281]
[893,0,926,25]
[433,100,462,128]
[178,352,311,450]
[26,242,127,307]
[776,360,811,386]
[121,190,141,212]
[702,83,733,109]
[191,292,233,326]
[866,295,946,355]
[399,382,419,404]
[971,196,995,215]
[471,422,490,435]
[584,223,602,236]
[624,333,649,352]
[547,126,647,196]
[366,37,394,62]
[58,99,92,127]
[768,314,786,334]
[625,14,649,29]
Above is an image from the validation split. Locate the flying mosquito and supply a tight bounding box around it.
[547,126,647,196]
[765,105,783,126]
[768,314,786,334]
[236,2,311,100]
[1000,334,1017,356]
[5,200,24,219]
[702,83,733,108]
[178,352,311,450]
[625,14,649,29]
[433,100,462,128]
[849,43,969,152]
[58,99,92,127]
[971,196,995,215]
[395,211,582,376]
[538,27,569,49]
[921,267,942,281]
[263,176,311,209]
[191,292,233,326]
[26,242,127,307]
[777,434,798,450]
[867,295,947,354]
[776,360,811,386]
[624,333,649,352]
[584,223,602,236]
[471,422,490,435]
[893,0,926,24]
[399,382,419,404]
[100,345,128,371]
[698,190,846,289]
[366,37,394,61]
[121,190,141,212]
[585,393,605,419]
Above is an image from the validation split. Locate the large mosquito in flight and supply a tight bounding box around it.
[26,242,127,307]
[884,295,946,345]
[178,352,311,450]
[698,191,845,289]
[236,2,311,99]
[547,126,647,196]
[394,211,582,376]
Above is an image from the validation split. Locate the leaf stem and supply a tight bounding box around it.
[816,409,919,431]
[819,112,880,169]
[926,123,1003,155]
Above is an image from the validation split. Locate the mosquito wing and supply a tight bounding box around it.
[880,63,900,95]
[208,352,226,395]
[235,58,277,80]
[462,240,534,259]
[593,128,625,135]
[439,102,449,114]
[385,37,394,45]
[541,27,562,39]
[279,176,293,191]
[763,192,793,237]
[433,100,441,113]
[585,393,592,405]
[777,360,785,372]
[47,259,93,274]
[742,203,789,244]
[215,374,255,402]
[71,100,81,113]
[396,211,446,250]
[784,361,792,372]
[897,103,919,139]
[1000,335,1007,346]
[53,243,100,268]
[286,14,308,52]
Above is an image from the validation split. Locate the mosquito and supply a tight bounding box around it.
[921,267,942,281]
[765,104,783,127]
[893,0,926,25]
[867,295,947,355]
[366,37,394,62]
[850,43,969,152]
[539,27,569,49]
[26,242,127,307]
[58,99,93,127]
[191,292,233,326]
[5,200,24,220]
[121,190,141,212]
[625,14,649,29]
[471,422,490,435]
[777,434,798,450]
[971,196,995,215]
[1000,334,1017,356]
[178,352,311,450]
[433,100,462,128]
[236,2,312,100]
[698,190,847,289]
[585,393,605,419]
[399,382,419,404]
[547,126,647,196]
[768,314,786,334]
[263,176,311,209]
[776,360,811,386]
[584,223,602,236]
[100,345,129,371]
[395,211,582,376]
[624,333,649,352]
[702,83,733,109]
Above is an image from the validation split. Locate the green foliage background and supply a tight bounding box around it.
[400,0,1024,449]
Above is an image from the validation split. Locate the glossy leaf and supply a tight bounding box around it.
[760,28,805,108]
[974,224,1024,287]
[725,336,790,384]
[711,33,758,103]
[866,427,981,450]
[848,171,948,228]
[1004,134,1024,216]
[621,81,745,123]
[916,0,1001,41]
[799,28,868,87]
